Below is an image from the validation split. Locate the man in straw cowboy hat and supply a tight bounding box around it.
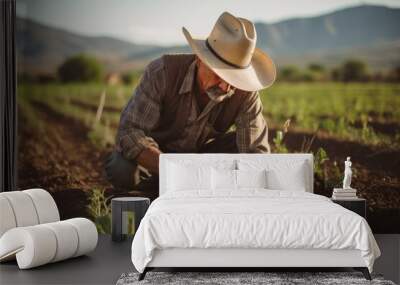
[105,12,276,195]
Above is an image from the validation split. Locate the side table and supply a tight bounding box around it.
[111,197,150,242]
[331,198,367,219]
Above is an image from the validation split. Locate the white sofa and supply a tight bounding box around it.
[0,188,98,269]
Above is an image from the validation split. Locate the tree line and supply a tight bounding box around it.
[279,60,400,82]
[19,53,400,84]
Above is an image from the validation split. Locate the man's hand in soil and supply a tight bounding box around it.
[136,146,162,174]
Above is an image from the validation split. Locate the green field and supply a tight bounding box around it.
[18,82,400,149]
[17,81,400,232]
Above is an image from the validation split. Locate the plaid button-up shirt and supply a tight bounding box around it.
[116,56,270,160]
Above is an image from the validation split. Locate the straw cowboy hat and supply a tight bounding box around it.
[182,11,276,92]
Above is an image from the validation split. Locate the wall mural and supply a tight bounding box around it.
[16,1,400,234]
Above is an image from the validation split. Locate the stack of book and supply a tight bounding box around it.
[332,188,358,199]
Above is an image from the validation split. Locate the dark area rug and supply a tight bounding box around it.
[116,271,395,285]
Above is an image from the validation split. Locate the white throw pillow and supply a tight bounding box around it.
[211,168,268,190]
[238,159,309,191]
[167,162,212,191]
[166,159,236,170]
[212,168,237,190]
[266,167,307,191]
[236,169,268,189]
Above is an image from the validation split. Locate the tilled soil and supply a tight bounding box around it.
[17,102,399,232]
[271,128,400,233]
[17,101,152,219]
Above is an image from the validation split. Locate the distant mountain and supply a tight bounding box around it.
[255,5,400,55]
[16,17,165,74]
[16,4,400,75]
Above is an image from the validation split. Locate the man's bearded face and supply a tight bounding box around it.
[196,58,236,102]
[205,84,235,102]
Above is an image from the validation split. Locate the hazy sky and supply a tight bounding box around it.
[17,0,400,46]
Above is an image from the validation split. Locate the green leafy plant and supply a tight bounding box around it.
[313,148,342,191]
[273,119,290,153]
[314,147,329,179]
[87,188,112,234]
[273,131,288,153]
[325,160,343,190]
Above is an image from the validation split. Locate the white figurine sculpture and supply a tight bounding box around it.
[342,157,353,189]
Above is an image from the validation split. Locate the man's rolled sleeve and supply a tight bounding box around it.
[235,91,271,153]
[116,58,165,160]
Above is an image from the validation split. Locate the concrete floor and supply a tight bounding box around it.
[1,234,398,285]
[0,235,134,285]
[373,234,400,284]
